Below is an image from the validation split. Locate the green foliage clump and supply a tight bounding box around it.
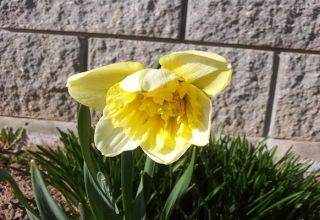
[0,127,29,165]
[0,127,28,149]
[1,120,320,219]
[172,137,320,219]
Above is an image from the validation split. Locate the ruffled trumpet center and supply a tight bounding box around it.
[105,80,203,153]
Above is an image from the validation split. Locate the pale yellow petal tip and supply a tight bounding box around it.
[159,50,229,64]
[94,115,140,157]
[66,74,75,87]
[65,74,75,88]
[191,136,209,147]
[66,61,145,88]
[141,144,191,165]
[66,71,88,88]
[144,152,183,165]
[119,68,178,92]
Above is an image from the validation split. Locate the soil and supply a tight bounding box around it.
[0,147,70,220]
[0,157,32,220]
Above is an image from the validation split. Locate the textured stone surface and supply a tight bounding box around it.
[89,38,274,137]
[0,116,76,135]
[186,0,320,50]
[0,116,76,146]
[0,30,82,121]
[270,53,320,141]
[0,0,181,38]
[267,139,320,163]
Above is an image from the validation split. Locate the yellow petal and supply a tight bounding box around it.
[94,112,140,157]
[119,68,178,92]
[67,62,144,111]
[189,87,212,146]
[139,118,192,165]
[159,50,232,97]
[141,145,191,165]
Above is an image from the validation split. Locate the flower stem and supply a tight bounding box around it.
[121,151,134,220]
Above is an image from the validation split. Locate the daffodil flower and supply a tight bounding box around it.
[67,50,232,164]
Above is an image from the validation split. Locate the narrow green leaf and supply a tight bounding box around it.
[133,156,155,220]
[160,148,197,220]
[84,162,120,220]
[78,202,94,220]
[142,156,155,199]
[0,169,39,218]
[30,160,68,220]
[259,192,304,216]
[150,59,161,69]
[78,105,98,177]
[26,210,40,220]
[97,172,119,213]
[133,180,145,220]
[121,151,134,220]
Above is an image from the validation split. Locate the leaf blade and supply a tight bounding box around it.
[78,105,98,177]
[121,151,134,220]
[133,156,155,220]
[30,160,68,220]
[84,162,120,220]
[0,169,39,218]
[160,147,196,220]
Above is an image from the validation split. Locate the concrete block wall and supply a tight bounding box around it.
[0,0,319,162]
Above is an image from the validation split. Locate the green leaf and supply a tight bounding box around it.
[78,105,98,177]
[121,151,134,220]
[97,171,119,213]
[259,191,304,216]
[84,162,120,220]
[78,202,94,220]
[160,147,196,220]
[150,59,161,69]
[30,160,68,220]
[133,180,145,220]
[133,156,155,220]
[142,156,155,193]
[26,210,41,220]
[0,169,39,218]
